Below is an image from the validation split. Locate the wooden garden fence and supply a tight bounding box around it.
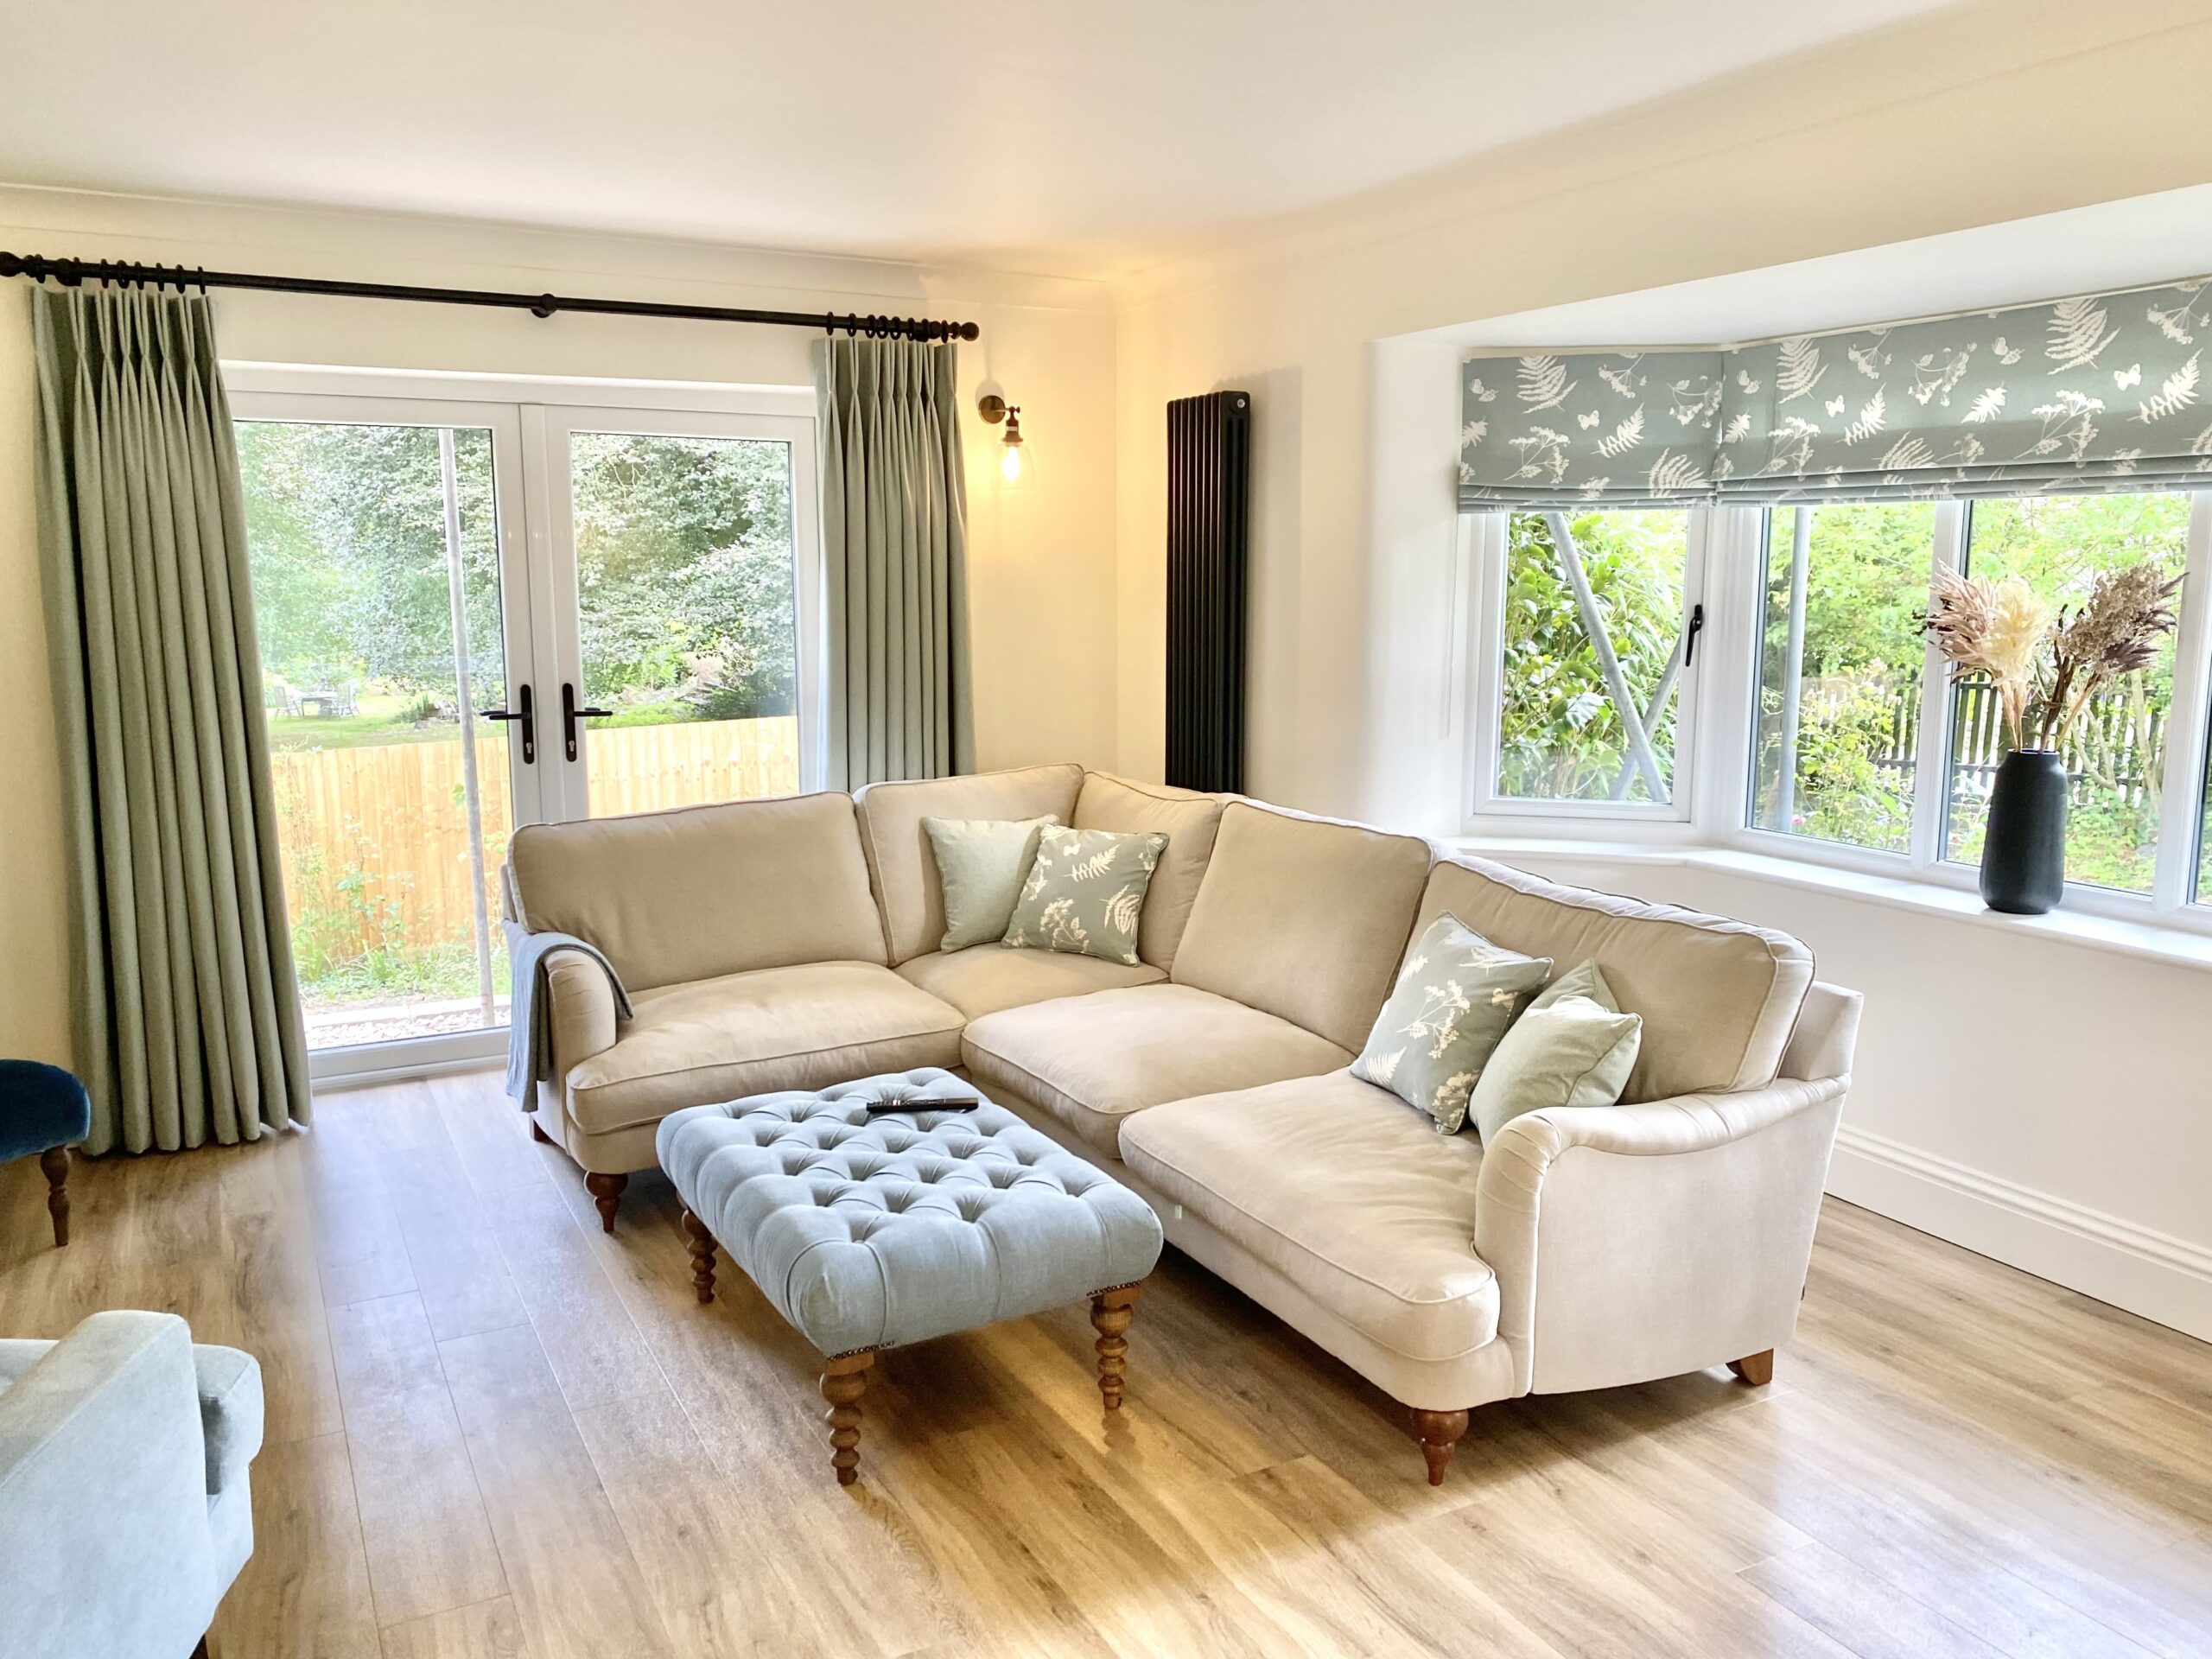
[270,715,799,962]
[1801,679,2165,806]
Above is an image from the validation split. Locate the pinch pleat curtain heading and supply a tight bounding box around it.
[1459,275,2212,510]
[812,335,975,789]
[30,284,310,1154]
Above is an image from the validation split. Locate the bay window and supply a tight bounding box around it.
[1456,276,2212,931]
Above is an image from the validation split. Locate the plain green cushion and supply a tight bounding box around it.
[1351,913,1551,1135]
[1467,960,1643,1144]
[924,816,1058,950]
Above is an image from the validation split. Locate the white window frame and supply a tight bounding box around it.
[1463,505,1713,833]
[226,363,826,1081]
[1460,490,2212,938]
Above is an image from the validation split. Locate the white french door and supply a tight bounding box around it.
[529,404,821,824]
[227,370,819,1082]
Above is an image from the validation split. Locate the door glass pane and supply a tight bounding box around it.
[1497,509,1688,804]
[1749,503,1935,852]
[237,421,512,1049]
[570,432,801,815]
[1943,493,2189,894]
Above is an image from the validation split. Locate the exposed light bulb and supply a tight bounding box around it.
[1001,442,1024,483]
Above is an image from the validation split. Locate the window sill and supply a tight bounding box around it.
[1444,836,2212,975]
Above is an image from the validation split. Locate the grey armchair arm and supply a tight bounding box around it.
[0,1311,263,1659]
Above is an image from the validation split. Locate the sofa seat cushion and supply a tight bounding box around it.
[961,982,1351,1158]
[1118,1070,1498,1363]
[565,962,964,1136]
[895,946,1165,1020]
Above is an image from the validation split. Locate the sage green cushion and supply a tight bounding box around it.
[1467,960,1643,1144]
[1002,826,1168,967]
[924,815,1059,950]
[1529,957,1612,1014]
[1350,913,1551,1134]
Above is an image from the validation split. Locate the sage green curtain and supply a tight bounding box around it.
[813,335,974,788]
[30,285,309,1154]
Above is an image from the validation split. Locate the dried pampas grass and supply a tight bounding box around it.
[1924,569,2053,749]
[2045,562,2184,747]
[1924,554,2183,751]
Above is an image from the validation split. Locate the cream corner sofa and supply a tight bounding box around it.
[505,763,1859,1480]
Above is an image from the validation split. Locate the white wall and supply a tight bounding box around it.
[1108,0,2212,1337]
[1111,0,2212,818]
[0,185,1119,1067]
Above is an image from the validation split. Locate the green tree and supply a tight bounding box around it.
[1499,510,1686,802]
[570,433,796,720]
[237,421,505,702]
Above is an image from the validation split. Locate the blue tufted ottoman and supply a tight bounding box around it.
[655,1067,1163,1485]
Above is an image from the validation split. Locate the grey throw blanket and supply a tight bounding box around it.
[505,920,632,1104]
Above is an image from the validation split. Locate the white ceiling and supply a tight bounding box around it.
[0,0,1961,282]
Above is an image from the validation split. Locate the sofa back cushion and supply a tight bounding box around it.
[854,765,1085,963]
[1416,854,1813,1101]
[507,792,885,991]
[1172,801,1433,1052]
[1072,772,1226,972]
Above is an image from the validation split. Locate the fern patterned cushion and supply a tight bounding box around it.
[1351,913,1551,1134]
[1001,825,1168,966]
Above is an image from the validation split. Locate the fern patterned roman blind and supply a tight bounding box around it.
[1459,276,2212,509]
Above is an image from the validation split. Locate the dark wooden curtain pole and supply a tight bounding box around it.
[0,249,980,343]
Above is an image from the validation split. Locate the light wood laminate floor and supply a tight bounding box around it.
[3,1070,2209,1659]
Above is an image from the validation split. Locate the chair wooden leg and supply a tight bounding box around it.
[821,1351,875,1487]
[39,1147,70,1248]
[682,1208,716,1303]
[1089,1284,1141,1411]
[583,1172,627,1234]
[1411,1408,1470,1486]
[1728,1349,1776,1386]
[529,1118,552,1145]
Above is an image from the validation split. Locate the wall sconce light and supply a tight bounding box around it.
[978,392,1025,482]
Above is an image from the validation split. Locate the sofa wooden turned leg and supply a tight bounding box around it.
[1728,1350,1776,1387]
[584,1172,628,1234]
[821,1351,875,1487]
[1412,1408,1470,1486]
[1089,1284,1141,1411]
[40,1147,70,1248]
[682,1208,716,1303]
[529,1118,552,1145]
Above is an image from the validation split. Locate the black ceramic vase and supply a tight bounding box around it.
[1980,749,2068,915]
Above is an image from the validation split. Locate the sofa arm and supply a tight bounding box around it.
[543,945,621,1077]
[1474,1075,1847,1398]
[0,1312,224,1659]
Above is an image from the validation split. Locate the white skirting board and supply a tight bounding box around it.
[1827,1126,2212,1344]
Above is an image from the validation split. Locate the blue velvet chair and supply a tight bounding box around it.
[2,1060,91,1248]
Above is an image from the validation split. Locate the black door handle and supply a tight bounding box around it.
[1681,602,1707,669]
[563,682,612,762]
[480,683,535,764]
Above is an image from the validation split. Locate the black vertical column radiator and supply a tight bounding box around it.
[1165,390,1251,791]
